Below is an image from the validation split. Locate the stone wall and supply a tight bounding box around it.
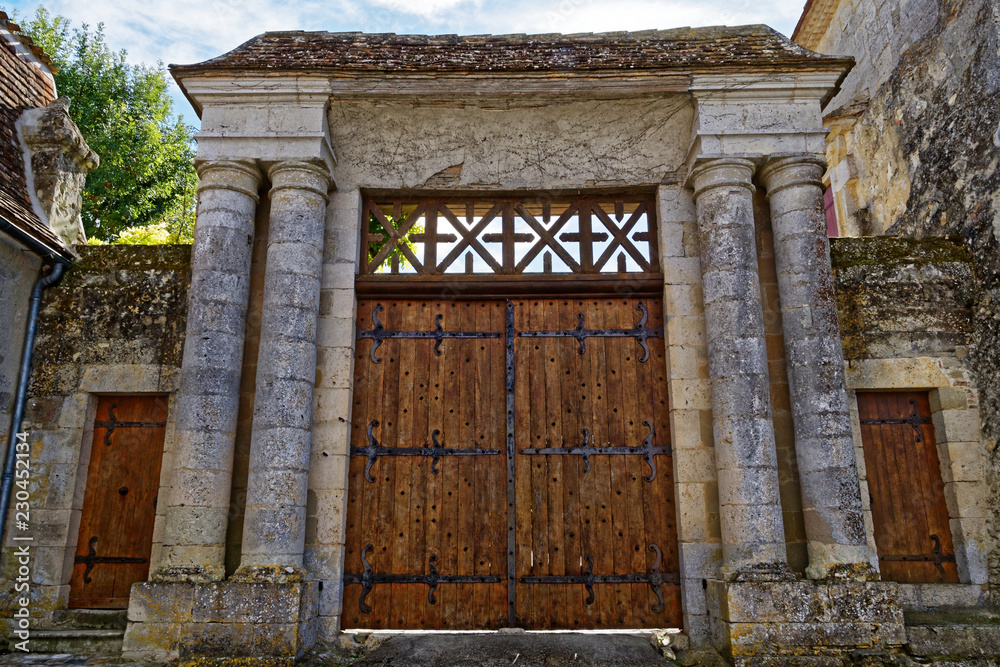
[826,0,1000,595]
[832,236,991,593]
[0,236,41,453]
[1,244,189,625]
[832,236,975,361]
[813,0,939,111]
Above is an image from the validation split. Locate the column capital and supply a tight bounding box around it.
[687,156,757,200]
[267,159,333,203]
[759,153,826,199]
[194,158,263,202]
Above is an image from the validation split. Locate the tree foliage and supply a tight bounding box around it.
[17,7,196,242]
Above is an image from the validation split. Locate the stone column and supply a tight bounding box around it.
[759,154,873,580]
[234,160,331,580]
[155,159,261,581]
[690,157,793,580]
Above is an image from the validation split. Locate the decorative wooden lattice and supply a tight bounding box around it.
[362,197,658,276]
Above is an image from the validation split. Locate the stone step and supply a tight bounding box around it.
[347,632,675,666]
[12,629,124,656]
[50,608,128,630]
[905,609,1000,660]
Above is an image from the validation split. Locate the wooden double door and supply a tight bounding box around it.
[343,297,680,630]
[70,395,166,608]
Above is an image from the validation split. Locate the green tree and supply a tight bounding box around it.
[15,6,196,242]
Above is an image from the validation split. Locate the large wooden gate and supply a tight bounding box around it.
[70,395,166,608]
[343,297,680,629]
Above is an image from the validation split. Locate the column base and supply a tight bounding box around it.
[706,579,905,666]
[122,580,318,665]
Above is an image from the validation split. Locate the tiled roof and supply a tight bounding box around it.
[171,25,852,75]
[0,11,71,258]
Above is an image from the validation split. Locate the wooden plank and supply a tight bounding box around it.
[380,302,407,627]
[456,302,476,628]
[439,301,462,628]
[489,300,508,628]
[561,299,586,629]
[408,301,434,628]
[514,299,535,627]
[471,300,494,627]
[619,300,647,627]
[603,299,631,626]
[344,300,376,625]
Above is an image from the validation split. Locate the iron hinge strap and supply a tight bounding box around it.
[74,536,149,584]
[517,303,663,362]
[519,544,673,613]
[859,400,933,441]
[357,304,502,363]
[343,545,503,613]
[352,421,501,482]
[519,420,668,481]
[93,403,167,446]
[880,534,955,575]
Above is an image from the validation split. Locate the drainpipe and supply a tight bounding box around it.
[0,215,72,546]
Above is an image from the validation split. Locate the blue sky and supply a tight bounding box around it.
[4,0,806,128]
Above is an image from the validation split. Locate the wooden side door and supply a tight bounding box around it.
[857,391,959,583]
[69,395,167,608]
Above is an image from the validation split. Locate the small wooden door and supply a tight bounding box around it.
[69,395,167,608]
[857,391,959,583]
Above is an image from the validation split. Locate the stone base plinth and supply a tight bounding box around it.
[706,579,905,666]
[121,580,318,665]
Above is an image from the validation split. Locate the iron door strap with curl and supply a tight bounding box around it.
[350,420,501,482]
[356,304,502,363]
[518,419,670,481]
[74,536,148,584]
[343,545,503,613]
[518,302,664,362]
[93,403,167,446]
[519,544,676,613]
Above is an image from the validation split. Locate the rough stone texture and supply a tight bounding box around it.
[0,235,40,455]
[237,161,330,577]
[760,155,872,581]
[809,0,1000,600]
[17,97,99,245]
[751,187,807,577]
[155,160,261,583]
[0,245,189,631]
[350,632,674,666]
[690,157,791,581]
[831,236,975,362]
[707,579,904,664]
[121,580,318,664]
[797,0,939,113]
[833,235,991,590]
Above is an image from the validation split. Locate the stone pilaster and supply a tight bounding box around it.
[689,157,793,581]
[234,160,331,580]
[759,154,874,580]
[154,159,261,582]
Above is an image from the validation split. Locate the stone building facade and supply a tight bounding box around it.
[0,19,995,667]
[794,0,1000,622]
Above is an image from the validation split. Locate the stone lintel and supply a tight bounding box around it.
[706,578,905,663]
[123,581,319,665]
